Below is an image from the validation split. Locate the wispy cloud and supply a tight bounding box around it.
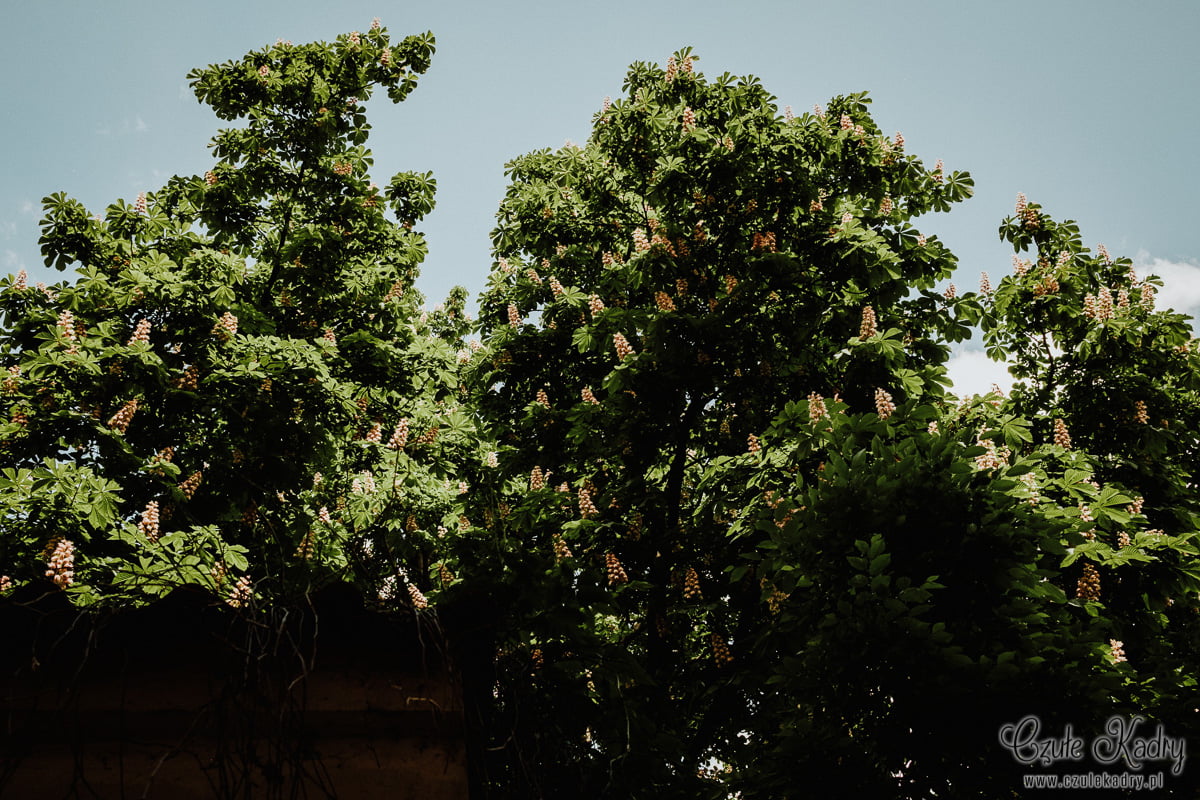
[95,116,150,137]
[3,249,25,273]
[1134,252,1200,319]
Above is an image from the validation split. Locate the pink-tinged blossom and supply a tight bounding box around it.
[859,306,877,339]
[46,539,76,588]
[613,332,634,360]
[227,575,253,607]
[127,319,151,346]
[874,388,895,419]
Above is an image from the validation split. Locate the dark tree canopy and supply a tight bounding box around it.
[3,34,1199,800]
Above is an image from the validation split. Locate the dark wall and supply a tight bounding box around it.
[0,585,467,799]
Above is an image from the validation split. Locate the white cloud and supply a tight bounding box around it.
[3,249,26,273]
[19,200,33,215]
[945,348,1013,398]
[1134,252,1200,318]
[134,115,148,133]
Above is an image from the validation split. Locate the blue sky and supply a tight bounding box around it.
[3,0,1198,393]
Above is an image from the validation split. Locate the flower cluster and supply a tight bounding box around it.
[747,433,761,453]
[295,530,316,560]
[0,576,11,593]
[408,583,429,609]
[57,310,77,350]
[979,271,992,295]
[859,306,877,339]
[654,291,676,312]
[581,386,599,405]
[138,501,161,542]
[227,575,253,608]
[682,106,696,130]
[665,54,678,82]
[383,280,404,303]
[108,399,139,434]
[1053,418,1071,449]
[2,365,20,394]
[710,634,733,667]
[807,392,829,423]
[323,328,337,344]
[536,389,551,409]
[874,388,895,419]
[127,319,151,346]
[632,228,651,252]
[379,47,391,66]
[365,421,383,443]
[765,583,788,615]
[46,539,76,588]
[507,304,520,327]
[180,471,203,500]
[1022,205,1040,229]
[552,534,573,562]
[212,311,238,341]
[1083,287,1115,321]
[943,283,957,300]
[549,275,565,298]
[973,438,1010,472]
[1109,639,1127,663]
[683,567,701,600]
[751,231,777,252]
[173,365,199,391]
[879,195,893,215]
[1020,472,1040,505]
[204,170,217,186]
[613,332,634,361]
[1076,562,1101,601]
[1139,283,1156,310]
[352,472,377,494]
[13,269,27,290]
[1134,400,1149,424]
[386,418,409,449]
[134,192,148,215]
[605,553,628,585]
[579,487,598,518]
